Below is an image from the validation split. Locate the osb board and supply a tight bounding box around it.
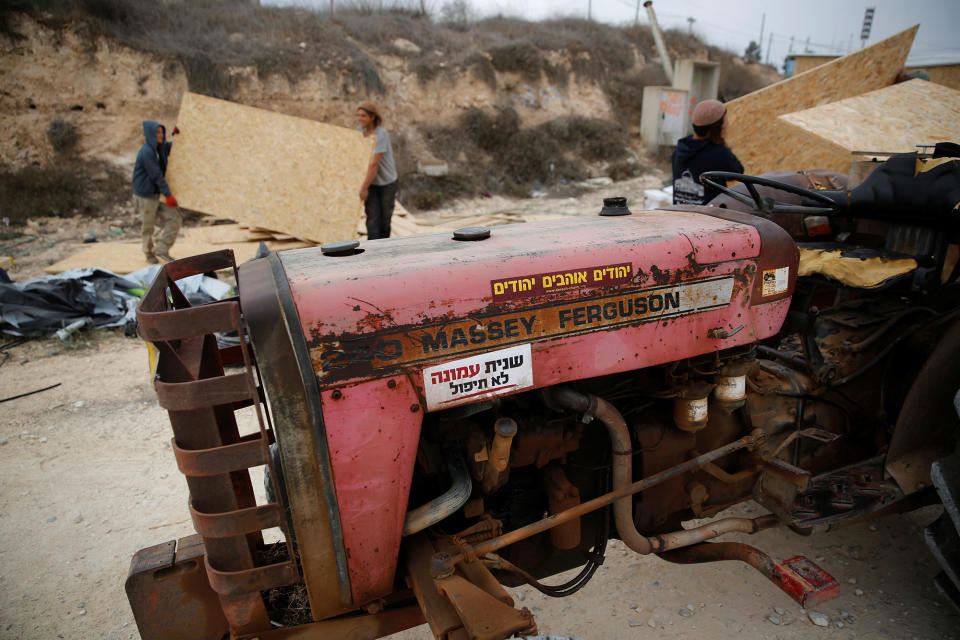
[775,80,960,173]
[793,55,839,75]
[44,235,312,275]
[914,65,960,91]
[725,26,918,174]
[166,92,373,244]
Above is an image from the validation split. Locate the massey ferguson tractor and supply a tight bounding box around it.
[127,143,960,639]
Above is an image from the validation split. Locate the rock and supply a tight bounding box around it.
[648,619,656,628]
[774,606,785,615]
[392,38,421,54]
[77,609,85,616]
[72,514,83,524]
[808,611,829,627]
[685,604,695,611]
[767,614,782,625]
[628,604,639,610]
[855,588,865,596]
[840,610,851,619]
[515,591,525,602]
[868,524,878,532]
[40,437,47,443]
[651,580,660,588]
[628,620,645,627]
[0,438,7,445]
[836,621,845,629]
[47,516,56,522]
[678,608,692,617]
[848,577,857,585]
[73,401,84,408]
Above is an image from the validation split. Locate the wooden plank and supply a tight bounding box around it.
[776,80,960,173]
[725,26,918,174]
[44,236,314,275]
[166,92,373,244]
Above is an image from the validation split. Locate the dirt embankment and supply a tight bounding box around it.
[0,5,777,177]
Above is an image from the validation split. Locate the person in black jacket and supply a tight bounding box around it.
[672,99,743,205]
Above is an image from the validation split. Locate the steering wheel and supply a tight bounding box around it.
[700,171,844,216]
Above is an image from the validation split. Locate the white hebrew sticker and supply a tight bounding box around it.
[423,343,533,411]
[761,266,789,296]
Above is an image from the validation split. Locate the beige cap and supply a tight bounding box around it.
[358,101,379,117]
[692,99,726,126]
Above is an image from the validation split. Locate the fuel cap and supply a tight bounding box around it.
[321,240,360,256]
[453,226,491,241]
[599,196,632,216]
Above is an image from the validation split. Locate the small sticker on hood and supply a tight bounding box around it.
[422,344,533,411]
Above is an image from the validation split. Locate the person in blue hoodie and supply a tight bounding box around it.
[672,99,743,205]
[133,120,180,263]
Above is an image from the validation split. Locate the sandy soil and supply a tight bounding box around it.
[1,185,959,639]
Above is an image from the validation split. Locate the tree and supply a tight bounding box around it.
[744,40,761,63]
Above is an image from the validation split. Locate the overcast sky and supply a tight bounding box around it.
[271,0,960,69]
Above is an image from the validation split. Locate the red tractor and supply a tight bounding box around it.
[127,144,960,639]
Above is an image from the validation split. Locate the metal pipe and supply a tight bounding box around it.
[403,452,472,536]
[643,1,674,83]
[482,417,517,492]
[452,401,763,561]
[548,387,653,554]
[651,514,779,549]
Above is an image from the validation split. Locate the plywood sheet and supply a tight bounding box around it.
[775,80,960,173]
[725,26,918,174]
[166,92,373,244]
[44,235,312,274]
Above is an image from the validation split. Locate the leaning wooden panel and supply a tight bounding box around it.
[166,92,373,244]
[777,80,960,173]
[725,26,918,174]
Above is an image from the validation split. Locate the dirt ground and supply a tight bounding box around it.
[1,185,959,639]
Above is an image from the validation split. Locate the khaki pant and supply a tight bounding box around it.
[135,194,181,257]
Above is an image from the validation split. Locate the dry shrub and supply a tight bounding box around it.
[46,118,78,156]
[719,63,766,101]
[403,173,478,210]
[0,162,126,225]
[488,41,546,81]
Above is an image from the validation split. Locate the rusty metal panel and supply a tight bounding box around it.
[126,536,229,640]
[282,212,793,388]
[137,250,300,635]
[173,438,268,477]
[238,254,354,619]
[319,377,423,604]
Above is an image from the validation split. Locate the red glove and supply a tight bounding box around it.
[165,195,178,208]
[171,127,180,136]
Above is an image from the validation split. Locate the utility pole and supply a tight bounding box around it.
[687,17,694,34]
[758,13,765,56]
[329,0,333,15]
[861,7,875,48]
[804,36,810,53]
[788,36,794,54]
[765,32,773,65]
[634,0,640,27]
[588,0,592,21]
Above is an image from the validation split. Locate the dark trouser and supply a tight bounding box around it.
[364,180,398,240]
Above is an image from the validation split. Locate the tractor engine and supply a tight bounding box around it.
[130,203,844,639]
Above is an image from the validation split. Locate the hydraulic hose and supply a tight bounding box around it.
[403,450,472,536]
[547,387,655,554]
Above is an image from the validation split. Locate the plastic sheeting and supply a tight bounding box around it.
[0,265,232,338]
